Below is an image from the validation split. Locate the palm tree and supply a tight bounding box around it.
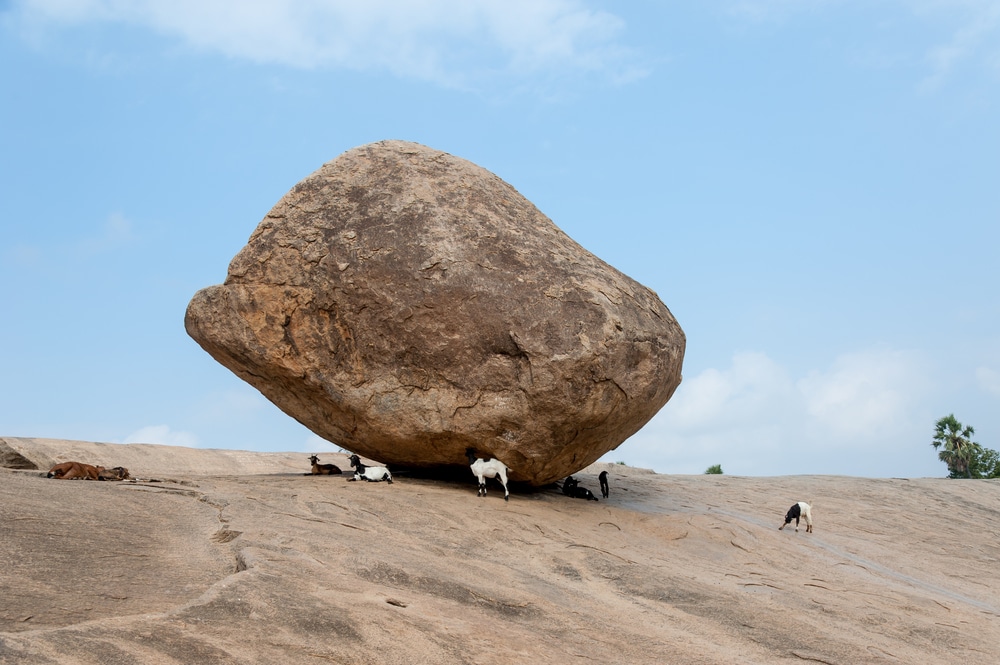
[931,414,978,478]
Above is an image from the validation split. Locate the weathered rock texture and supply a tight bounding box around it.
[4,440,1000,665]
[185,140,684,485]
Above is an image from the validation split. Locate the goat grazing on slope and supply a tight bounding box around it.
[466,448,509,501]
[779,501,813,533]
[599,470,609,498]
[562,476,599,501]
[348,454,392,483]
[307,455,342,475]
[47,461,103,480]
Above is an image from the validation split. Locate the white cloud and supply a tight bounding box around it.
[198,388,270,416]
[797,349,928,439]
[918,2,1000,91]
[723,0,1000,90]
[663,352,798,431]
[7,212,136,267]
[611,348,935,477]
[3,243,43,267]
[304,433,340,452]
[11,0,643,88]
[78,211,134,254]
[977,366,1000,397]
[124,424,199,447]
[725,0,840,23]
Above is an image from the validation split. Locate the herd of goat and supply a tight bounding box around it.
[311,453,813,531]
[44,451,812,532]
[307,448,589,504]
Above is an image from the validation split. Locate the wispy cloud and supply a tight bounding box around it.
[724,0,841,23]
[797,349,928,439]
[917,1,1000,91]
[304,433,340,452]
[9,0,644,89]
[612,348,934,477]
[4,211,136,267]
[193,389,271,422]
[723,0,1000,90]
[977,366,1000,397]
[124,424,199,447]
[78,211,135,254]
[664,352,798,432]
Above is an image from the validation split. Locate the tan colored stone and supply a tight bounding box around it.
[3,439,999,665]
[185,141,684,485]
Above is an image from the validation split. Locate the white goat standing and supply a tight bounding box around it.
[466,448,510,501]
[348,454,393,483]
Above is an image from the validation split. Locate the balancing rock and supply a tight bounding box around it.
[185,141,684,485]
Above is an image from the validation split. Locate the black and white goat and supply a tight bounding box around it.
[348,454,392,483]
[779,501,813,533]
[466,448,509,501]
[307,455,342,475]
[562,476,599,501]
[599,470,609,498]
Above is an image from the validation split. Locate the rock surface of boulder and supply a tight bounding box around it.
[185,140,684,485]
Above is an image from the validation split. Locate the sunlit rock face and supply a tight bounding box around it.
[185,140,684,485]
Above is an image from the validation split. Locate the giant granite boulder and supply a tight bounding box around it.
[185,141,684,485]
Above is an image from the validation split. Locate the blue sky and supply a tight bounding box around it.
[2,1,998,477]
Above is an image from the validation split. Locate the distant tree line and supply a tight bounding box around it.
[931,414,1000,479]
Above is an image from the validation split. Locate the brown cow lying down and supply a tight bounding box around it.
[47,461,104,480]
[97,466,131,481]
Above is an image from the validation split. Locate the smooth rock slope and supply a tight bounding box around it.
[3,438,999,664]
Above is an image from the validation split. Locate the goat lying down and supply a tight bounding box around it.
[307,455,342,475]
[466,448,509,501]
[47,461,104,480]
[562,476,599,501]
[348,454,392,483]
[779,501,813,533]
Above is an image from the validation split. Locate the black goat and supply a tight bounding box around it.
[562,476,599,501]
